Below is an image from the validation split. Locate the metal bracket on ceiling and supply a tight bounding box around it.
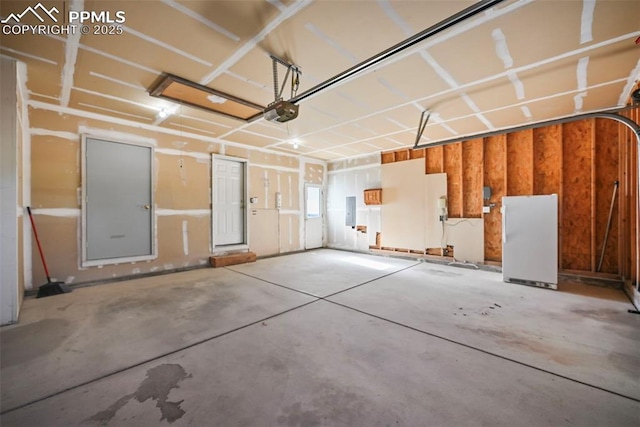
[270,54,301,105]
[414,110,431,147]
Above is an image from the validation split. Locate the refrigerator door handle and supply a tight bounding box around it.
[502,205,507,243]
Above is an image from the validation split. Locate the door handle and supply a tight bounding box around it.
[143,204,151,210]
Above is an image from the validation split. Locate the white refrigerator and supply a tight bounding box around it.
[501,194,558,290]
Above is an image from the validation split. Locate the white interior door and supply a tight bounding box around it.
[305,184,323,249]
[213,157,245,246]
[83,137,154,265]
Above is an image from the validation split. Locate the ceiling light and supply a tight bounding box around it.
[158,108,169,118]
[207,94,227,104]
[149,73,264,121]
[291,139,300,149]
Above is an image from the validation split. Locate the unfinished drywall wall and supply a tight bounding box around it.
[25,103,324,288]
[380,110,638,278]
[1,55,20,324]
[381,158,425,251]
[326,153,381,251]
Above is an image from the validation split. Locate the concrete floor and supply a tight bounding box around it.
[1,249,639,426]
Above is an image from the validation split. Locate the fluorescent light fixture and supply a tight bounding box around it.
[149,73,264,121]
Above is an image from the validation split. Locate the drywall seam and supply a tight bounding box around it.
[182,221,189,255]
[577,57,589,91]
[299,159,305,250]
[17,61,32,291]
[618,59,640,106]
[251,163,298,173]
[180,114,232,129]
[27,101,322,163]
[89,72,146,90]
[78,126,158,146]
[266,0,287,13]
[60,0,83,107]
[507,70,525,99]
[123,25,213,66]
[238,129,283,142]
[269,30,639,150]
[155,209,210,216]
[169,122,218,135]
[30,128,78,140]
[580,0,596,44]
[199,0,312,85]
[0,46,57,65]
[73,87,162,112]
[305,77,627,156]
[263,170,269,209]
[160,0,240,41]
[156,148,210,159]
[305,22,358,64]
[31,208,80,217]
[78,103,154,121]
[225,70,272,92]
[44,33,161,75]
[327,163,381,174]
[491,28,513,68]
[279,209,300,215]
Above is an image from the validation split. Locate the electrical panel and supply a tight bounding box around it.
[346,196,356,227]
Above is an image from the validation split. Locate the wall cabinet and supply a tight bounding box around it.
[364,188,382,205]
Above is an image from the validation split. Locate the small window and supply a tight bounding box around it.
[306,186,321,218]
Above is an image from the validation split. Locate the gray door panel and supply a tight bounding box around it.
[86,138,152,261]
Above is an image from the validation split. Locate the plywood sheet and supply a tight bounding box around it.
[425,173,447,249]
[561,120,594,271]
[381,159,425,251]
[483,135,506,262]
[462,139,483,217]
[445,219,484,263]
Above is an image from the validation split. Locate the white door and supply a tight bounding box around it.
[305,184,323,249]
[83,137,154,265]
[213,157,245,246]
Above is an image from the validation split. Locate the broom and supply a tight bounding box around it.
[26,207,72,298]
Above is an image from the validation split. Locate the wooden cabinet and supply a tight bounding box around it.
[364,188,382,205]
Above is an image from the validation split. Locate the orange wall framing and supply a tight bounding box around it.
[382,108,639,280]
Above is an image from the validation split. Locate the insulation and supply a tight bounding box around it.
[506,129,533,196]
[462,139,483,217]
[483,135,506,262]
[533,125,562,195]
[443,144,463,218]
[561,120,594,271]
[425,146,444,174]
[594,119,619,274]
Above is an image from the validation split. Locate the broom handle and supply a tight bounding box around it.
[26,206,52,281]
